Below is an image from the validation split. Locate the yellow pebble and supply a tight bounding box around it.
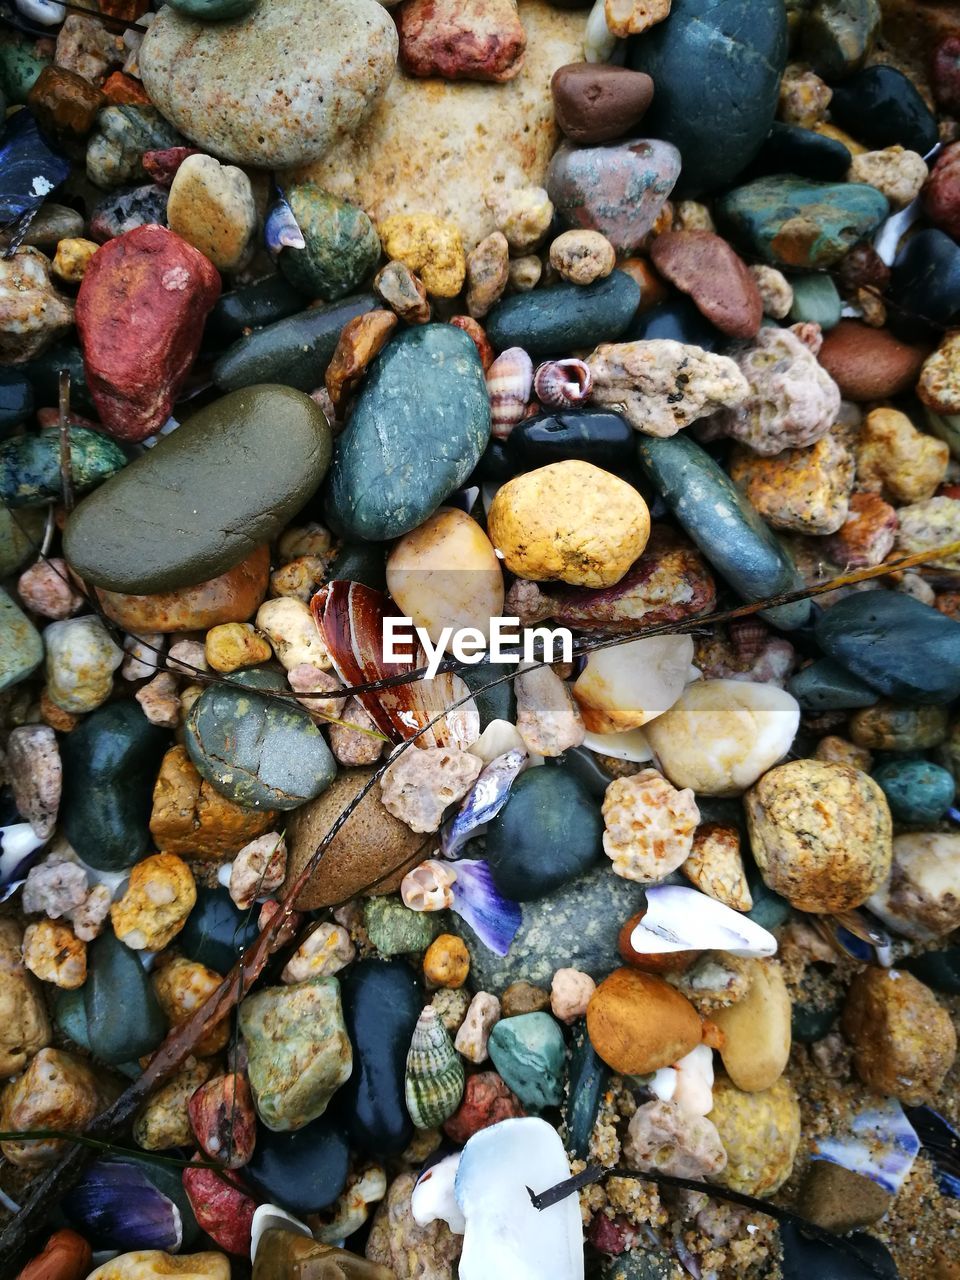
[110,852,196,952]
[51,237,99,284]
[378,213,466,298]
[204,622,273,673]
[423,933,470,989]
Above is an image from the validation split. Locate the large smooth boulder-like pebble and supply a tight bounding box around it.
[139,0,399,168]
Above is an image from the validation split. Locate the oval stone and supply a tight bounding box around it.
[244,1115,350,1216]
[485,271,640,357]
[139,0,399,168]
[628,0,788,198]
[338,959,423,1155]
[750,122,853,183]
[185,669,336,812]
[84,930,166,1065]
[178,886,260,973]
[872,759,956,825]
[788,658,879,711]
[829,65,938,155]
[205,275,305,347]
[63,385,331,593]
[889,229,960,342]
[326,324,490,541]
[0,428,126,508]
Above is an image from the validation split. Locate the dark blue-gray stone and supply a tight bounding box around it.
[829,65,938,155]
[565,1023,610,1160]
[245,1115,350,1215]
[902,948,960,995]
[788,658,879,710]
[780,1224,900,1280]
[0,371,32,438]
[0,588,42,692]
[815,591,960,704]
[636,433,810,628]
[506,409,635,472]
[872,759,956,825]
[326,324,490,541]
[750,122,853,182]
[178,886,260,973]
[84,931,165,1065]
[484,271,640,357]
[627,0,788,198]
[622,294,723,349]
[889,230,960,342]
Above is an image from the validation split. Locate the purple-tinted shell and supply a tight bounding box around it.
[449,858,521,956]
[0,823,47,903]
[265,191,305,257]
[62,1161,183,1252]
[440,749,526,859]
[533,359,592,409]
[814,1099,920,1196]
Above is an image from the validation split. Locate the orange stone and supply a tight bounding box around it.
[325,309,398,412]
[100,72,152,106]
[15,1229,91,1280]
[150,745,278,859]
[586,966,703,1074]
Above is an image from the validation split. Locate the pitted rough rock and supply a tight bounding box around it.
[0,918,51,1080]
[366,1171,462,1279]
[0,248,74,364]
[515,664,585,756]
[729,431,854,535]
[6,724,61,839]
[398,0,527,83]
[625,1099,727,1178]
[379,747,482,833]
[601,768,700,883]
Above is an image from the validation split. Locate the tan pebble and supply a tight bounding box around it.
[813,734,872,772]
[0,1047,100,1168]
[379,213,466,297]
[856,410,949,504]
[501,980,551,1017]
[86,1252,230,1280]
[269,555,328,603]
[683,823,752,911]
[586,966,703,1074]
[17,558,85,620]
[486,185,553,252]
[133,1058,214,1152]
[228,832,287,910]
[549,229,616,285]
[709,1075,800,1195]
[868,832,960,941]
[673,200,714,232]
[465,231,510,318]
[204,621,273,673]
[796,1161,893,1233]
[896,495,960,569]
[22,919,87,990]
[848,146,928,211]
[380,747,482,834]
[423,934,470,989]
[454,991,500,1060]
[374,259,431,323]
[153,955,228,1057]
[778,64,831,128]
[918,329,960,415]
[750,263,793,319]
[166,153,257,273]
[51,236,99,284]
[711,959,790,1092]
[550,967,596,1022]
[111,852,196,951]
[573,633,694,734]
[729,432,854,535]
[329,696,383,766]
[515,663,585,756]
[602,768,699,883]
[135,671,180,728]
[150,746,278,858]
[256,596,330,671]
[507,254,542,291]
[282,922,355,984]
[431,985,472,1035]
[624,1098,726,1178]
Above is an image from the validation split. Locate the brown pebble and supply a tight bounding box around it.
[650,230,763,339]
[97,546,270,633]
[796,1161,893,1233]
[15,1229,92,1280]
[586,966,702,1075]
[551,62,654,144]
[817,320,929,400]
[501,980,551,1017]
[324,309,398,412]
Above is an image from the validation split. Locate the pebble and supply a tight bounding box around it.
[830,64,939,155]
[650,231,763,339]
[86,1255,229,1280]
[856,407,949,503]
[364,897,440,956]
[0,247,74,364]
[51,237,100,285]
[551,63,653,144]
[897,494,960,569]
[149,744,278,860]
[487,1011,565,1111]
[378,214,465,299]
[709,1076,801,1195]
[602,769,699,883]
[868,833,960,939]
[0,426,126,509]
[0,588,43,691]
[788,272,842,329]
[549,229,616,286]
[889,228,960,341]
[848,146,929,211]
[397,0,526,83]
[822,320,925,402]
[86,105,184,190]
[586,966,703,1075]
[486,270,640,356]
[278,184,381,302]
[14,1230,92,1280]
[624,1099,726,1179]
[922,141,960,239]
[43,615,123,715]
[712,959,791,1092]
[443,1070,524,1144]
[7,724,61,838]
[0,1047,100,1169]
[153,956,228,1057]
[84,929,165,1065]
[729,432,854,535]
[683,823,752,911]
[0,917,50,1080]
[166,154,257,274]
[850,701,949,752]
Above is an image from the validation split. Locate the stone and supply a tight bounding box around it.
[487,184,554,253]
[44,615,123,714]
[650,231,762,339]
[150,745,278,860]
[325,310,399,412]
[551,63,653,145]
[18,559,84,622]
[7,724,60,839]
[254,1232,392,1280]
[168,0,256,15]
[398,0,526,82]
[239,978,352,1131]
[14,1230,92,1280]
[709,1076,800,1196]
[823,492,897,569]
[922,142,960,240]
[488,460,649,587]
[875,756,956,827]
[363,897,440,956]
[378,214,465,299]
[279,184,381,302]
[88,184,169,244]
[869,831,960,942]
[0,1047,101,1169]
[798,0,880,80]
[628,0,788,198]
[796,1162,893,1235]
[327,325,489,541]
[185,669,336,812]
[788,658,879,711]
[548,229,615,287]
[86,106,184,190]
[919,331,960,415]
[0,369,33,435]
[586,967,702,1075]
[443,1070,524,1143]
[257,598,331,672]
[819,321,928,402]
[366,1170,461,1279]
[546,138,680,254]
[423,934,470,989]
[0,588,42,692]
[134,1059,214,1151]
[84,929,166,1065]
[501,980,551,1017]
[746,759,892,913]
[292,2,587,252]
[284,767,425,909]
[729,433,853,535]
[86,1255,229,1280]
[110,852,196,952]
[889,228,960,342]
[712,959,790,1092]
[178,887,259,973]
[0,507,43,578]
[0,247,74,364]
[788,272,842,329]
[850,701,949,752]
[849,146,928,211]
[374,260,431,324]
[75,225,221,443]
[380,747,482,834]
[624,1099,726,1179]
[139,0,398,168]
[245,1115,350,1216]
[153,956,229,1057]
[602,769,699,883]
[830,64,939,155]
[897,495,960,569]
[0,917,51,1080]
[204,623,272,674]
[485,270,640,356]
[842,967,956,1105]
[487,1011,565,1111]
[0,427,126,509]
[65,386,330,593]
[166,154,257,274]
[27,64,104,139]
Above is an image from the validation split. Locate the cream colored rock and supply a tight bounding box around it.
[387,508,504,649]
[44,615,123,714]
[712,959,791,1092]
[87,1254,230,1280]
[166,154,257,273]
[515,664,585,756]
[380,747,482,833]
[573,634,694,732]
[602,768,699,882]
[454,990,501,1062]
[867,832,960,941]
[605,0,671,36]
[848,147,928,211]
[256,597,330,671]
[643,679,800,797]
[291,2,587,250]
[0,918,51,1079]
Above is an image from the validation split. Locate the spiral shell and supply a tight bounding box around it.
[727,617,768,662]
[404,1006,465,1129]
[401,859,457,912]
[533,358,593,409]
[486,346,533,439]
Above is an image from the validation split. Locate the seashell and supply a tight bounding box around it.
[0,822,47,903]
[486,347,533,440]
[630,885,778,958]
[809,910,891,964]
[533,358,593,409]
[727,617,768,663]
[0,110,70,229]
[401,859,457,912]
[468,718,530,764]
[250,1203,312,1263]
[904,1105,960,1198]
[448,858,522,956]
[404,1005,465,1130]
[582,727,655,763]
[412,1152,466,1234]
[440,748,527,858]
[265,189,306,257]
[584,0,617,63]
[814,1099,920,1196]
[311,579,480,749]
[62,1159,184,1253]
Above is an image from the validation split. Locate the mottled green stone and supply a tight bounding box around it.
[168,0,257,16]
[872,759,956,824]
[0,34,49,102]
[487,1012,565,1112]
[239,977,352,1131]
[0,428,127,508]
[0,507,44,577]
[0,588,42,691]
[788,273,843,329]
[363,896,441,956]
[86,105,184,189]
[84,931,166,1065]
[600,1250,675,1280]
[280,184,381,302]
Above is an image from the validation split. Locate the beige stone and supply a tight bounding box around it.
[0,918,51,1079]
[87,1253,230,1280]
[166,154,257,272]
[712,959,791,1092]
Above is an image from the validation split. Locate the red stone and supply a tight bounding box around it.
[182,1162,257,1256]
[15,1230,91,1280]
[143,147,203,188]
[923,142,960,239]
[588,1213,632,1256]
[933,35,960,113]
[442,1071,525,1144]
[551,63,654,145]
[650,230,763,339]
[75,225,221,443]
[398,0,526,83]
[188,1072,257,1169]
[817,320,929,401]
[101,72,152,106]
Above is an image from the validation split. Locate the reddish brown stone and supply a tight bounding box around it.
[817,320,929,400]
[75,225,221,443]
[617,911,696,974]
[15,1230,91,1280]
[933,34,960,112]
[650,230,763,339]
[325,309,398,412]
[442,1071,525,1144]
[143,146,203,188]
[823,492,898,569]
[923,141,960,239]
[182,1161,256,1257]
[589,1214,632,1256]
[449,315,494,370]
[837,243,890,296]
[551,63,654,144]
[398,0,526,83]
[26,66,104,138]
[100,71,152,106]
[99,0,151,16]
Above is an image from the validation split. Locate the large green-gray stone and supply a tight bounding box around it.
[185,668,336,811]
[487,1012,565,1113]
[326,324,490,541]
[485,271,640,358]
[0,588,42,691]
[628,0,788,198]
[84,930,166,1065]
[718,175,889,269]
[279,184,380,301]
[788,657,879,710]
[168,0,256,16]
[86,105,184,189]
[63,384,331,593]
[0,428,127,508]
[458,865,646,996]
[636,433,810,628]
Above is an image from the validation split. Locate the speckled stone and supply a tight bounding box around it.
[872,758,956,824]
[0,588,42,692]
[279,184,381,301]
[487,1012,565,1112]
[363,897,441,955]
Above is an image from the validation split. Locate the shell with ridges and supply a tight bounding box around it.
[533,358,593,409]
[486,346,533,439]
[405,1005,465,1129]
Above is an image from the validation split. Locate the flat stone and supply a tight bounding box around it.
[485,270,640,357]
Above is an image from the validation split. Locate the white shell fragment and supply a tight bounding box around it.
[250,1203,312,1262]
[813,1099,920,1196]
[455,1118,584,1280]
[630,885,778,958]
[411,1153,466,1234]
[582,727,654,763]
[650,1044,715,1117]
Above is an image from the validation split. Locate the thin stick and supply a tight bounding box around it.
[57,371,74,515]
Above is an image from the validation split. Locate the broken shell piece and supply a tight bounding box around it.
[440,749,526,858]
[813,1098,920,1196]
[250,1203,312,1262]
[631,885,777,958]
[468,719,533,764]
[449,859,521,956]
[649,1044,715,1118]
[573,634,695,733]
[401,860,457,912]
[412,1152,466,1234]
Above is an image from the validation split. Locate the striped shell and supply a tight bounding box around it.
[404,1006,465,1129]
[486,346,533,439]
[533,358,593,409]
[727,617,768,662]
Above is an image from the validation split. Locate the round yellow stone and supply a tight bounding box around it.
[204,622,273,673]
[378,213,466,298]
[52,237,100,284]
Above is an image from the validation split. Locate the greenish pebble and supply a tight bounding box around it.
[280,184,381,302]
[565,1023,610,1160]
[0,428,127,508]
[185,668,336,811]
[460,659,516,729]
[745,871,792,931]
[363,896,441,956]
[168,0,257,16]
[0,507,44,577]
[86,105,184,190]
[925,408,960,460]
[0,33,49,102]
[485,271,640,358]
[872,758,956,824]
[84,931,166,1065]
[0,371,33,438]
[487,1012,565,1112]
[718,175,889,269]
[54,990,141,1079]
[788,658,879,710]
[0,589,42,692]
[799,0,880,80]
[20,341,94,414]
[788,274,843,329]
[791,998,840,1043]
